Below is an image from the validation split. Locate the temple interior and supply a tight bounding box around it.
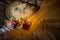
[0,0,60,40]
